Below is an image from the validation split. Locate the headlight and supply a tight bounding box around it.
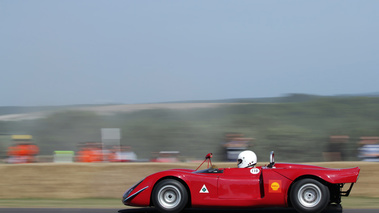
[123,188,133,200]
[123,178,145,200]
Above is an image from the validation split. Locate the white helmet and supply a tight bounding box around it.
[237,150,257,168]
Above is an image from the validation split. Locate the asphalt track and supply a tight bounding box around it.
[0,208,377,213]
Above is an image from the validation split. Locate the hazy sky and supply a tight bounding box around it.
[1,1,378,106]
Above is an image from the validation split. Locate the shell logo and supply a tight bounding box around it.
[269,180,282,193]
[271,182,280,191]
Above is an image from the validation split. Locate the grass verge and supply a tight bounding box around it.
[0,198,124,209]
[0,197,378,209]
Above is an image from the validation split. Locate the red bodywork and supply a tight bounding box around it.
[122,162,359,209]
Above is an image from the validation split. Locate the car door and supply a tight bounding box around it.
[218,167,262,200]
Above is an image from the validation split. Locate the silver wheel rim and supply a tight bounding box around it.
[297,183,322,208]
[157,184,181,209]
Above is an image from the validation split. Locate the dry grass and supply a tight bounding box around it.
[0,197,379,209]
[0,162,377,199]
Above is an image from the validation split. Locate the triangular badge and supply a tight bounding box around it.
[200,184,209,193]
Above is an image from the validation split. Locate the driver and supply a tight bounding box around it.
[237,150,257,168]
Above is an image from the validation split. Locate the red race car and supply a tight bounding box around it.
[122,152,360,213]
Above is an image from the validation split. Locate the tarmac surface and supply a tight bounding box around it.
[0,208,378,213]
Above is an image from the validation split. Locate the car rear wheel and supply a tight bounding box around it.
[152,179,188,213]
[290,178,330,213]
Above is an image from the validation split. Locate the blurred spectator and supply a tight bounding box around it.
[358,137,379,162]
[7,135,39,163]
[76,142,102,162]
[151,151,180,162]
[76,142,137,162]
[223,134,252,162]
[111,145,137,162]
[323,135,349,161]
[76,143,93,162]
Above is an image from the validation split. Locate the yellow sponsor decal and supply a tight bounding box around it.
[271,182,280,191]
[269,180,282,193]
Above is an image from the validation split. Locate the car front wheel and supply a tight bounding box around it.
[290,178,330,213]
[152,179,188,213]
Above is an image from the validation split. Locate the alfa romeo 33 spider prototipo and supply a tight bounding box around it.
[122,152,359,213]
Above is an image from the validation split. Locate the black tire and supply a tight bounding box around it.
[324,204,343,213]
[290,178,330,213]
[152,179,188,213]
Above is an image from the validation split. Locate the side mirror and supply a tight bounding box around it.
[205,153,213,159]
[196,153,213,171]
[268,151,275,168]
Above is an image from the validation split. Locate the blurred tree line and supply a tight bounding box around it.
[1,95,379,162]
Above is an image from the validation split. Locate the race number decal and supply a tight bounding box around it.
[269,180,282,193]
[250,168,260,174]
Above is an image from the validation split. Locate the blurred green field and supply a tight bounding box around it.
[2,96,379,163]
